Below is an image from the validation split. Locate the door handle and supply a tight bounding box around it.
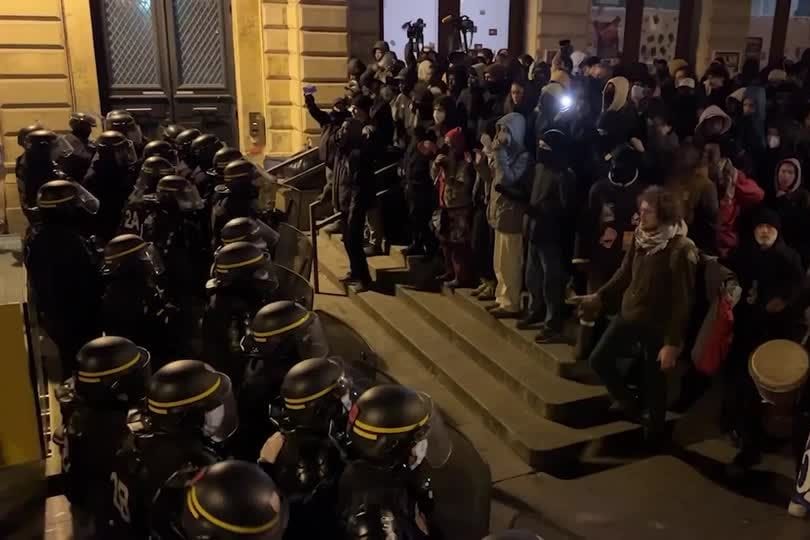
[126,107,154,113]
[192,107,219,112]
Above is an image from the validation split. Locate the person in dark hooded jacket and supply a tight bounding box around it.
[306,92,350,228]
[671,77,699,140]
[771,158,810,266]
[402,129,438,257]
[726,209,805,473]
[479,63,509,138]
[520,129,577,342]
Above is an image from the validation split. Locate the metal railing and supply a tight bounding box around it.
[309,161,399,294]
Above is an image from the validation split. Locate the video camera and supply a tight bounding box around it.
[402,18,426,50]
[441,14,476,54]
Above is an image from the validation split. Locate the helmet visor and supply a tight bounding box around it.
[75,182,101,214]
[418,393,453,468]
[53,135,76,162]
[202,375,238,442]
[161,183,204,211]
[241,311,328,360]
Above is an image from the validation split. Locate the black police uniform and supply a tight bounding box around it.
[145,176,211,355]
[258,357,347,539]
[201,242,279,384]
[56,336,151,536]
[24,180,102,377]
[189,134,224,201]
[59,112,97,181]
[338,385,440,540]
[17,129,66,221]
[120,156,174,237]
[175,128,202,179]
[84,130,139,243]
[101,234,178,368]
[109,360,234,538]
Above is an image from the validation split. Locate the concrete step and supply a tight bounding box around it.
[395,285,612,428]
[444,287,598,382]
[345,287,641,471]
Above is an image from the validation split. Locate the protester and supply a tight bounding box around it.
[709,157,765,258]
[667,144,719,254]
[771,157,810,265]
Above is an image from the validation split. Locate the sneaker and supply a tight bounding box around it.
[470,282,489,297]
[489,307,521,319]
[788,501,807,518]
[478,285,496,301]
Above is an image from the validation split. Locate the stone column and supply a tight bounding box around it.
[262,0,349,158]
[527,0,591,59]
[695,0,751,76]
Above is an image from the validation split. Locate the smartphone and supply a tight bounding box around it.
[303,85,318,96]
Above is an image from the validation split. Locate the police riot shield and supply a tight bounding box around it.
[274,264,314,310]
[266,148,322,184]
[274,223,313,278]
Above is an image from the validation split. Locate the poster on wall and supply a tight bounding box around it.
[712,51,741,76]
[592,15,622,58]
[638,10,678,63]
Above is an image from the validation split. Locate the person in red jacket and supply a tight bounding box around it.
[709,156,765,258]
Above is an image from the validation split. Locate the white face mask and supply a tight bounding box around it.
[768,135,781,149]
[433,110,446,125]
[410,438,429,469]
[630,84,646,102]
[203,404,227,442]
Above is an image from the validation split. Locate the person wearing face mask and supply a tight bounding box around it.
[572,144,647,360]
[432,127,474,288]
[338,384,451,540]
[726,210,804,474]
[257,357,350,539]
[698,62,732,111]
[709,157,764,259]
[59,112,97,181]
[771,158,810,266]
[431,95,460,139]
[84,130,139,243]
[517,129,576,342]
[571,187,697,447]
[487,113,531,318]
[108,359,236,538]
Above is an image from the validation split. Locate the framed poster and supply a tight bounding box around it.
[712,51,741,76]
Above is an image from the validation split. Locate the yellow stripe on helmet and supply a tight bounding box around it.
[104,242,146,262]
[353,414,429,435]
[39,195,76,206]
[187,486,279,534]
[253,313,310,342]
[284,382,337,406]
[148,377,221,411]
[215,254,264,271]
[77,352,141,380]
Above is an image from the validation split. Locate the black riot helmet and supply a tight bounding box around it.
[213,147,243,176]
[277,357,348,433]
[223,159,256,186]
[176,128,202,161]
[37,179,100,216]
[138,156,175,194]
[220,217,279,253]
[18,123,44,147]
[347,384,451,468]
[103,233,165,277]
[105,110,142,145]
[191,134,224,170]
[212,241,277,288]
[143,140,177,163]
[75,336,151,405]
[181,460,288,540]
[97,130,136,166]
[156,175,204,211]
[607,143,641,186]
[241,301,327,360]
[24,129,59,157]
[69,112,97,139]
[162,124,186,144]
[147,360,238,443]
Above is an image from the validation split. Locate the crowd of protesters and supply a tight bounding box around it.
[307,37,810,488]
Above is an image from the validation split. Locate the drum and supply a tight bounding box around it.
[749,339,809,438]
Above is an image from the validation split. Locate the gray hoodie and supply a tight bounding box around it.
[487,113,531,233]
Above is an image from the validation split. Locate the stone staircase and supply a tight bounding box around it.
[315,230,659,473]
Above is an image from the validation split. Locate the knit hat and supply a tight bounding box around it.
[754,208,781,231]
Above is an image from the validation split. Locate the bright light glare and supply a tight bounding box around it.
[560,95,573,109]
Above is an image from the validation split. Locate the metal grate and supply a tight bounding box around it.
[172,0,226,87]
[103,0,161,87]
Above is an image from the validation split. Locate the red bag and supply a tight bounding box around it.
[692,294,735,375]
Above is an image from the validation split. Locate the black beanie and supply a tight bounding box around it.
[754,208,781,231]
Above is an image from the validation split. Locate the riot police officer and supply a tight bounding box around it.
[120,156,174,237]
[14,122,43,179]
[147,175,210,354]
[59,112,97,181]
[56,336,151,536]
[201,241,280,385]
[17,129,67,221]
[219,216,280,255]
[143,139,178,163]
[212,146,243,185]
[162,123,186,147]
[101,234,177,367]
[159,460,288,540]
[257,357,348,538]
[109,359,236,538]
[25,180,102,378]
[84,130,139,243]
[175,128,202,178]
[106,110,147,156]
[211,159,267,244]
[189,134,224,200]
[339,384,451,539]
